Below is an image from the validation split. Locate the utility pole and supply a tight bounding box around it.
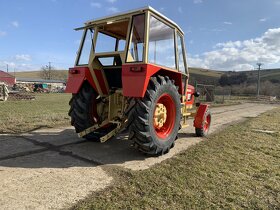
[256,63,263,98]
[48,62,51,80]
[6,64,8,73]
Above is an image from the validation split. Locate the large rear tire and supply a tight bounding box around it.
[128,76,181,155]
[68,82,103,141]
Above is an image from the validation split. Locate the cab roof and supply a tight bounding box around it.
[77,6,184,35]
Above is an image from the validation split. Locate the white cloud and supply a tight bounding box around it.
[188,57,208,69]
[107,0,117,3]
[0,61,16,69]
[11,21,19,28]
[0,60,38,71]
[107,7,119,13]
[223,21,232,25]
[90,2,102,8]
[188,28,280,71]
[215,41,242,48]
[0,31,7,37]
[178,7,183,13]
[15,54,32,61]
[259,18,268,22]
[194,0,203,4]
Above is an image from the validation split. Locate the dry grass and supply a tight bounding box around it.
[0,93,71,133]
[14,70,68,79]
[189,67,223,78]
[73,107,280,210]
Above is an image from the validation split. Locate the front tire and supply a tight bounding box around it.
[195,109,211,137]
[128,76,181,155]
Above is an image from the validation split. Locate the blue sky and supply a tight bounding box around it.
[0,0,280,71]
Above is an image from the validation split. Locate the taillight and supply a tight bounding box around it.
[130,66,144,72]
[69,69,79,74]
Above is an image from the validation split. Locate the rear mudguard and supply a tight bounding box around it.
[185,85,195,106]
[65,67,98,94]
[193,104,209,128]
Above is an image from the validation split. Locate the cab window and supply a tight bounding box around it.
[95,32,116,53]
[177,34,186,73]
[77,29,94,65]
[126,14,145,62]
[148,16,176,69]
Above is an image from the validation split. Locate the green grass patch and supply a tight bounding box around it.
[0,93,71,133]
[73,107,280,210]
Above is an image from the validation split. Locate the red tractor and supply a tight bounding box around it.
[66,6,211,155]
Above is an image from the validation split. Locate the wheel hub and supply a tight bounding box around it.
[153,103,167,129]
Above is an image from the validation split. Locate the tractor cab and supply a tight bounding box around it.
[67,6,188,97]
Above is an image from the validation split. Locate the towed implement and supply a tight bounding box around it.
[66,6,211,155]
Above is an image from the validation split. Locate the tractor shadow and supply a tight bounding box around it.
[0,128,151,169]
[177,133,197,138]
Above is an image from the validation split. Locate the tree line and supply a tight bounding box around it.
[219,72,248,86]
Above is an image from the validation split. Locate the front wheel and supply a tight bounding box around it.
[128,76,181,155]
[195,109,211,137]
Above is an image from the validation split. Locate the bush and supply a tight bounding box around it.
[219,72,248,86]
[215,81,280,98]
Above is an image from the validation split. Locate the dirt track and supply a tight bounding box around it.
[0,103,277,209]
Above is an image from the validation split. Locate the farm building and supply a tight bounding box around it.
[0,70,16,86]
[16,78,65,86]
[16,77,66,92]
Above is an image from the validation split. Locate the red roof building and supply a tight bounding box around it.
[0,70,16,86]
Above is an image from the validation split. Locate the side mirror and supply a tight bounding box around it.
[193,92,200,97]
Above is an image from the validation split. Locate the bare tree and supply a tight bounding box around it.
[40,63,68,81]
[40,63,55,80]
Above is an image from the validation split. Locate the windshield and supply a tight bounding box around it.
[76,20,129,66]
[77,29,94,66]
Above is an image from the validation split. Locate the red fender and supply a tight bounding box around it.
[185,85,195,106]
[194,104,209,128]
[65,67,99,94]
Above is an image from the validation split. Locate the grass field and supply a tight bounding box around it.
[14,70,68,81]
[0,93,71,133]
[14,70,68,79]
[73,107,280,210]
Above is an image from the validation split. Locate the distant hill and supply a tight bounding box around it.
[189,68,280,85]
[188,67,223,85]
[14,67,280,86]
[15,70,68,81]
[230,68,280,84]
